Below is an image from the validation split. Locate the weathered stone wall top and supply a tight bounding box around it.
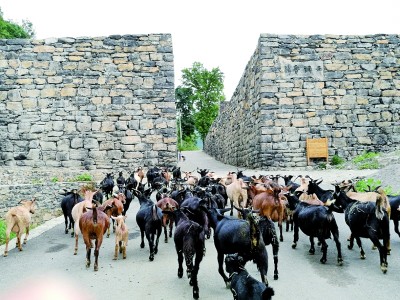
[0,34,176,169]
[206,34,400,169]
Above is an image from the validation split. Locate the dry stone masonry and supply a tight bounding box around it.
[205,34,400,169]
[0,34,176,170]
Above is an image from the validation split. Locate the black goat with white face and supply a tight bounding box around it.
[225,253,275,300]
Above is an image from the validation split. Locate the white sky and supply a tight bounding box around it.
[1,0,399,100]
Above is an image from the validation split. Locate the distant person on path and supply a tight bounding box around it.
[181,155,186,161]
[178,151,182,161]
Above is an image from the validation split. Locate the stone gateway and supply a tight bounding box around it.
[205,34,400,169]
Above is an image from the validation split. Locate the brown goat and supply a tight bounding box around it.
[102,192,126,237]
[3,199,36,257]
[72,190,96,255]
[252,187,286,242]
[79,201,110,271]
[156,196,179,243]
[111,215,129,260]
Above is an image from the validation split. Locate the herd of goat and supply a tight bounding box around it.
[3,165,400,300]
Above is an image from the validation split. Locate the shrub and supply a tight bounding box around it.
[178,134,200,151]
[74,173,93,182]
[51,177,59,183]
[331,155,345,166]
[353,151,380,170]
[355,178,399,195]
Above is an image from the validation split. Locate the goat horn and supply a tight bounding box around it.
[233,205,243,212]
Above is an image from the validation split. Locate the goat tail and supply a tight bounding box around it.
[375,194,385,220]
[93,206,98,224]
[152,205,160,221]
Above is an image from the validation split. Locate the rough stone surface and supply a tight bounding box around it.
[205,34,400,169]
[0,34,176,169]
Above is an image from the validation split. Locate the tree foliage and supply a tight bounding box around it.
[177,62,225,146]
[0,7,34,39]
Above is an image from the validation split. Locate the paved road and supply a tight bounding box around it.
[1,151,399,300]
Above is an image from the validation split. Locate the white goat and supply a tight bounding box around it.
[3,198,36,257]
[111,215,129,259]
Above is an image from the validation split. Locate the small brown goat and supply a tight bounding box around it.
[102,192,126,237]
[3,199,36,257]
[79,201,110,271]
[111,215,129,260]
[72,190,97,255]
[156,196,179,243]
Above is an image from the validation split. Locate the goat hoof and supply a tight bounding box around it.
[347,245,353,250]
[65,230,68,234]
[140,243,145,248]
[292,243,297,249]
[338,258,343,266]
[149,255,154,261]
[94,266,98,272]
[164,239,168,243]
[320,258,327,264]
[154,248,158,254]
[178,270,183,278]
[360,254,366,260]
[309,249,315,255]
[3,252,8,257]
[193,290,199,300]
[274,274,278,280]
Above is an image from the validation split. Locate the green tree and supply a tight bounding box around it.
[179,62,225,145]
[175,86,195,138]
[0,7,34,38]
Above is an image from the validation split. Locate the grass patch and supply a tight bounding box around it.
[353,151,380,170]
[66,173,93,182]
[331,155,345,166]
[0,219,16,245]
[355,178,399,195]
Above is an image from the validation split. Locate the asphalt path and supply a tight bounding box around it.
[1,151,399,300]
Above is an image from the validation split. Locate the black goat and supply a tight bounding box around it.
[181,196,210,239]
[333,185,389,273]
[305,178,334,202]
[60,189,83,237]
[132,188,162,261]
[146,166,162,188]
[166,209,205,299]
[171,166,182,179]
[280,175,300,193]
[205,207,269,286]
[237,206,279,280]
[290,192,343,265]
[100,173,114,199]
[116,171,126,191]
[225,254,275,300]
[389,195,400,238]
[122,187,133,216]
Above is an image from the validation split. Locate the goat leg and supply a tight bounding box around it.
[94,249,99,271]
[86,248,91,268]
[113,244,118,260]
[23,227,29,245]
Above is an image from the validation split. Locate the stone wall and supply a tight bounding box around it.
[0,34,176,170]
[205,34,400,169]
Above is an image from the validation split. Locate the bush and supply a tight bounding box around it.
[353,151,380,170]
[178,134,200,151]
[355,178,399,195]
[74,173,93,182]
[331,155,345,166]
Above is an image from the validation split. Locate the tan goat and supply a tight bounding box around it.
[3,198,36,257]
[111,215,129,260]
[226,173,248,217]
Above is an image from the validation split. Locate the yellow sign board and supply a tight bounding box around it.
[306,137,328,165]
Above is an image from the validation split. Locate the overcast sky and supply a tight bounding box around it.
[1,0,399,100]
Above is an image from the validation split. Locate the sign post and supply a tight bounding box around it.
[306,137,329,165]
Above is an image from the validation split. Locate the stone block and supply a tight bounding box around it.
[121,136,141,144]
